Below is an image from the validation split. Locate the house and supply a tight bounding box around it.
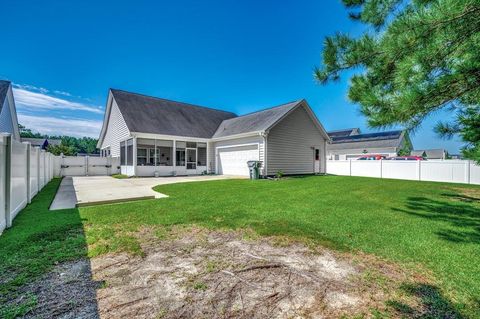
[0,80,20,141]
[411,149,447,160]
[97,89,329,177]
[20,137,61,150]
[326,128,412,160]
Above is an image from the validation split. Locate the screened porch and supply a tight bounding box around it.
[119,138,209,176]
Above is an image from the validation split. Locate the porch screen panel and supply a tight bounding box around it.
[120,141,126,165]
[156,147,172,166]
[126,139,133,165]
[197,146,206,166]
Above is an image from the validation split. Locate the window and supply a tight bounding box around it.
[176,148,185,166]
[137,148,147,165]
[197,146,206,166]
[120,141,126,165]
[315,149,320,161]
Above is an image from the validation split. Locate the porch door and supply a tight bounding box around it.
[186,148,197,171]
[314,148,321,174]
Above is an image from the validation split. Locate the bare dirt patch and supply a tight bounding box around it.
[9,227,430,318]
[90,227,418,318]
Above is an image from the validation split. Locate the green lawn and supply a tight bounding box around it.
[1,176,479,318]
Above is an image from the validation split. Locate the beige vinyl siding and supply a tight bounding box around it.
[100,99,130,157]
[266,106,326,175]
[212,135,265,174]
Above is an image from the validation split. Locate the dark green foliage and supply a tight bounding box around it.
[19,124,99,155]
[315,0,480,162]
[46,144,76,156]
[18,124,44,138]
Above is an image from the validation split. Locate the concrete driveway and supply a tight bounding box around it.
[50,175,239,210]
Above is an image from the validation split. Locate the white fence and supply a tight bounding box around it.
[326,160,480,185]
[58,155,120,176]
[0,134,55,234]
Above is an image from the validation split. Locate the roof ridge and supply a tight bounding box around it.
[328,128,359,133]
[110,88,237,116]
[224,99,303,121]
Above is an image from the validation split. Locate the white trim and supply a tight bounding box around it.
[210,131,263,142]
[132,132,210,142]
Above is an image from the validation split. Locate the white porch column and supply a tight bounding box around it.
[206,142,210,174]
[172,140,176,176]
[154,138,157,172]
[133,137,137,176]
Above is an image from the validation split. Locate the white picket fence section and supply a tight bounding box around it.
[0,134,55,234]
[327,159,480,185]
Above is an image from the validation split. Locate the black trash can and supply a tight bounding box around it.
[247,161,262,180]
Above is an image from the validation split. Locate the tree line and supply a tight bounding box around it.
[19,124,99,156]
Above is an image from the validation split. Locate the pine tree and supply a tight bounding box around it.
[315,0,480,162]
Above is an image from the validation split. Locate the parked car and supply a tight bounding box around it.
[387,156,425,161]
[356,155,387,160]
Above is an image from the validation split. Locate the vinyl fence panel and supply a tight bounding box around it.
[9,140,28,223]
[326,159,480,185]
[382,161,419,181]
[39,150,45,190]
[29,146,39,200]
[351,160,382,178]
[0,136,7,233]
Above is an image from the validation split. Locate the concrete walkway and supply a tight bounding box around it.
[50,175,238,210]
[50,177,78,210]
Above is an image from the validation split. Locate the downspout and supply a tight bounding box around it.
[261,132,268,177]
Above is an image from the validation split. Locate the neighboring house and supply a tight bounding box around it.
[326,128,412,160]
[20,137,62,150]
[411,149,447,160]
[0,80,20,141]
[97,89,329,177]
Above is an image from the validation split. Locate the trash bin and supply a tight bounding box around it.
[247,161,262,180]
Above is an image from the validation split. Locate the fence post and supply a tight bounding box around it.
[349,159,352,176]
[24,143,31,204]
[85,156,89,176]
[380,159,383,179]
[466,160,471,184]
[3,134,12,228]
[417,160,421,181]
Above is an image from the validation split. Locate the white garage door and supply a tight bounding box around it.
[217,144,259,176]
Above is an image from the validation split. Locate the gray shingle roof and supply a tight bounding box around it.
[328,130,404,151]
[0,80,11,110]
[111,89,237,139]
[21,138,62,148]
[212,100,302,138]
[328,128,360,138]
[412,149,446,159]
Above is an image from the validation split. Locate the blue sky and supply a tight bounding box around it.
[0,0,462,152]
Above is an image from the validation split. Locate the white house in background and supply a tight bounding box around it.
[20,137,62,150]
[0,80,20,141]
[97,89,330,177]
[326,128,412,160]
[411,149,447,160]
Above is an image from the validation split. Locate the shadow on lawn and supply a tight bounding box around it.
[392,195,480,244]
[387,283,464,318]
[0,179,101,319]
